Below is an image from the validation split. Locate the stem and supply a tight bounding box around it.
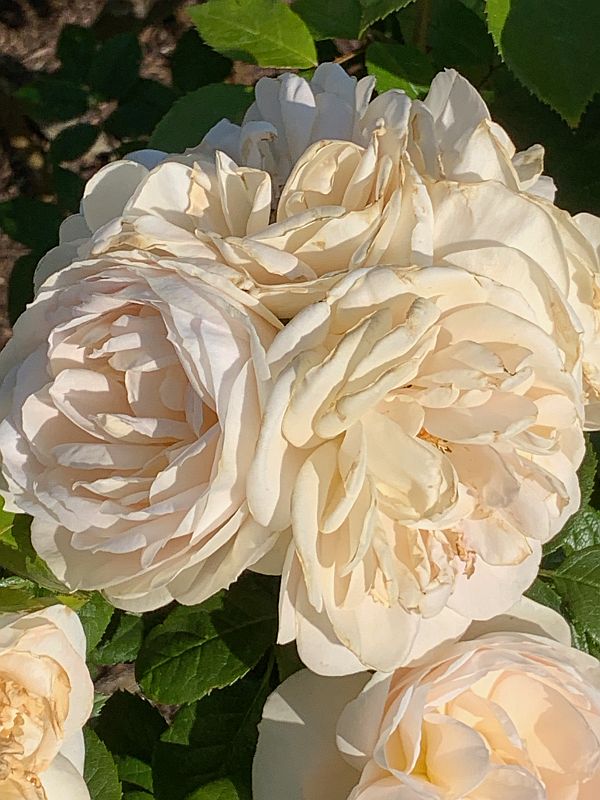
[537,569,556,580]
[414,0,432,53]
[333,49,365,66]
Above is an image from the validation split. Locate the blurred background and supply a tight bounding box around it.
[2,0,600,349]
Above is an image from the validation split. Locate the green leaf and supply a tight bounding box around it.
[0,505,69,592]
[0,583,59,613]
[0,197,62,251]
[431,0,496,81]
[84,727,122,800]
[359,0,416,34]
[101,698,162,794]
[104,80,177,140]
[124,793,154,800]
[92,692,110,719]
[0,572,85,613]
[555,506,600,557]
[54,166,86,214]
[15,77,89,123]
[189,0,317,69]
[149,84,253,152]
[171,29,232,93]
[486,0,600,125]
[93,613,145,665]
[525,578,562,612]
[366,41,434,97]
[136,573,278,704]
[543,436,599,557]
[96,691,167,767]
[50,123,99,163]
[292,0,362,40]
[57,24,97,82]
[154,667,271,798]
[156,669,271,790]
[547,546,600,645]
[116,756,154,793]
[89,33,142,100]
[78,593,115,654]
[188,779,249,800]
[579,434,598,507]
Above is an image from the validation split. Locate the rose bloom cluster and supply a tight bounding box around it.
[1,62,600,795]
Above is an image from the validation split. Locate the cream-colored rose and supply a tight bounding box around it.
[200,62,377,193]
[253,600,600,800]
[0,605,93,800]
[0,252,280,610]
[48,67,598,428]
[247,265,584,674]
[430,179,600,429]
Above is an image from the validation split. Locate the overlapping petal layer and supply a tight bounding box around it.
[254,603,600,800]
[247,266,584,673]
[0,606,93,800]
[40,66,600,425]
[0,253,280,609]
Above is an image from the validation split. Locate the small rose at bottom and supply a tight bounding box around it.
[253,601,600,800]
[0,605,93,800]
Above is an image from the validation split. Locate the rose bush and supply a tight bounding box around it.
[253,600,600,800]
[247,265,584,673]
[0,605,93,800]
[0,253,280,610]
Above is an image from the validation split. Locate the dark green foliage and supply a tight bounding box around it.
[84,728,123,800]
[136,573,278,704]
[486,0,600,125]
[366,41,434,96]
[89,33,142,100]
[171,29,233,93]
[154,667,273,799]
[149,84,254,152]
[292,0,362,40]
[50,124,99,163]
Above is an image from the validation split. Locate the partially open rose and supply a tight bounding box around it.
[254,600,600,800]
[0,253,280,609]
[0,605,93,800]
[247,265,584,674]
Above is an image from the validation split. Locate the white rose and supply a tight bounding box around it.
[0,252,280,610]
[0,605,93,800]
[253,600,600,800]
[247,265,584,674]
